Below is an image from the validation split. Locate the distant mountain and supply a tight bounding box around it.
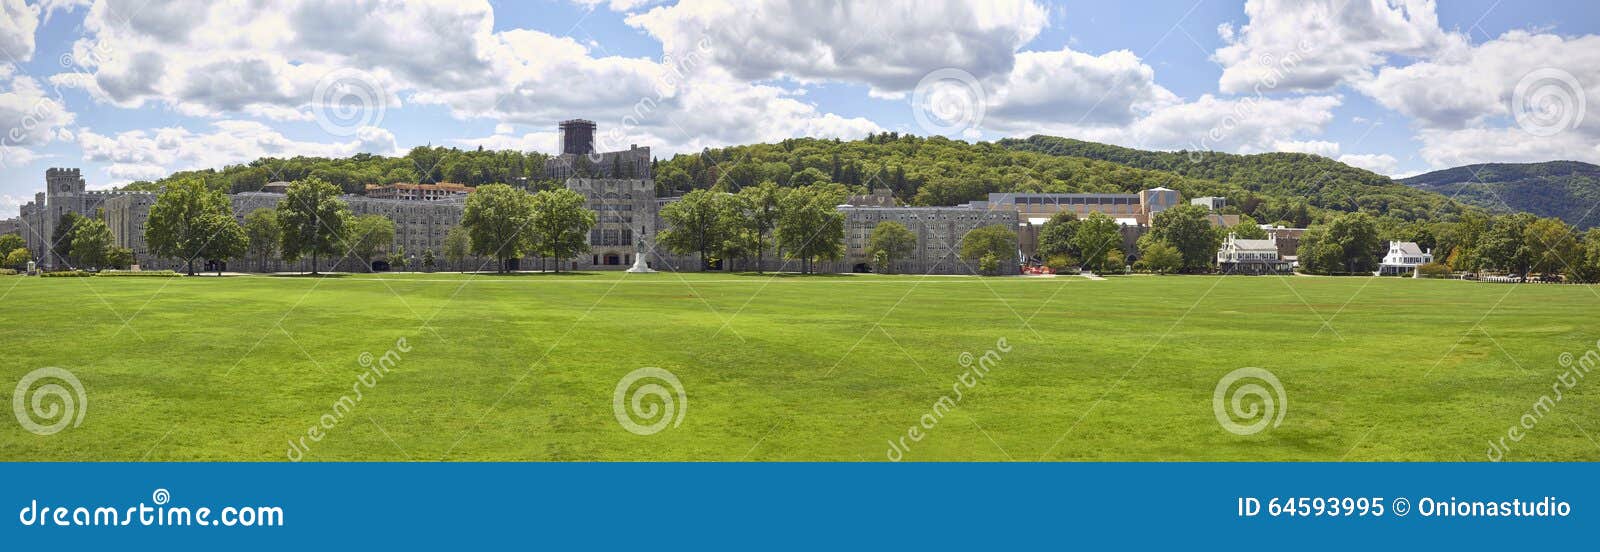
[1399,161,1600,229]
[998,135,1465,221]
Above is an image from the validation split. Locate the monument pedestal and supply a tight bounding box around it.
[626,255,656,273]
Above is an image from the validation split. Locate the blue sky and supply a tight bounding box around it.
[2,0,1598,217]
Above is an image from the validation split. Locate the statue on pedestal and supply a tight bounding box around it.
[626,223,656,273]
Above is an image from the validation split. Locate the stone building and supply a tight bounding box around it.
[12,168,148,269]
[567,178,656,270]
[831,206,1019,274]
[364,182,474,201]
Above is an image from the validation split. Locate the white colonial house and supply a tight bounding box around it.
[1217,233,1292,274]
[1378,241,1433,276]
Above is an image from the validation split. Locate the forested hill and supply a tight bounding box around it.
[118,132,1476,227]
[998,135,1465,221]
[1399,161,1600,229]
[657,133,1467,224]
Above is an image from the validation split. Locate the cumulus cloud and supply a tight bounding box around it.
[985,47,1179,128]
[0,75,76,169]
[1214,0,1456,94]
[626,0,1048,96]
[75,120,399,186]
[1416,127,1600,168]
[0,0,39,62]
[1269,139,1341,157]
[1337,153,1399,175]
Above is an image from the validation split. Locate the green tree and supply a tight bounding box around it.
[5,247,32,271]
[243,208,280,272]
[69,215,114,269]
[1325,212,1383,273]
[866,221,917,273]
[1523,217,1579,278]
[960,224,1017,275]
[0,234,22,258]
[276,177,351,275]
[528,187,596,273]
[1573,229,1600,283]
[1036,211,1079,259]
[422,249,436,272]
[391,245,408,272]
[1480,213,1535,278]
[1225,214,1269,239]
[145,178,236,275]
[1073,212,1123,273]
[51,212,80,268]
[348,214,397,272]
[105,246,136,269]
[460,183,534,273]
[1147,204,1221,272]
[443,225,470,272]
[658,189,734,270]
[191,213,248,275]
[776,186,846,274]
[1136,238,1182,274]
[978,252,1000,276]
[736,181,786,273]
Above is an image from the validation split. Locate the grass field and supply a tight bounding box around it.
[1,271,1597,462]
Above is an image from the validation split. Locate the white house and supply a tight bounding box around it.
[1378,241,1433,276]
[1217,233,1291,274]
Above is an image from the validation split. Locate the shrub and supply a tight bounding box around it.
[1415,262,1452,278]
[95,270,182,277]
[1044,254,1078,274]
[0,268,16,276]
[41,270,91,277]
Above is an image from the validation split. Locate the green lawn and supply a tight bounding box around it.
[1,271,1597,462]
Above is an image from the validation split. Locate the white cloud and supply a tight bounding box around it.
[75,120,399,186]
[985,47,1179,128]
[1337,153,1399,175]
[1214,0,1456,94]
[1018,94,1342,155]
[1416,127,1600,168]
[0,74,76,169]
[1357,31,1600,132]
[1269,139,1341,157]
[0,0,39,62]
[626,0,1048,96]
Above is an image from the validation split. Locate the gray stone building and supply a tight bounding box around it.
[12,168,148,269]
[831,206,1019,275]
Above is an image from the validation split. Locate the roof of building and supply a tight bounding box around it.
[1392,241,1425,255]
[366,182,474,191]
[1230,238,1278,251]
